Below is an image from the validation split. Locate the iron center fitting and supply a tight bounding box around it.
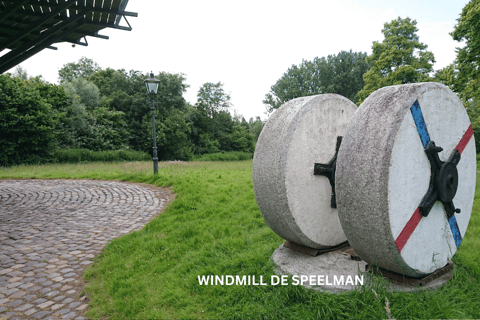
[436,162,459,203]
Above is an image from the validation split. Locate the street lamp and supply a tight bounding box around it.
[144,72,161,174]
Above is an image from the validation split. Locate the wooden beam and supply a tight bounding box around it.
[0,10,90,72]
[0,0,76,51]
[0,0,30,21]
[0,21,86,74]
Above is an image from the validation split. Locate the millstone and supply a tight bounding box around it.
[253,94,357,249]
[336,82,476,277]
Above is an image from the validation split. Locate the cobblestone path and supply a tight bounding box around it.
[0,180,173,320]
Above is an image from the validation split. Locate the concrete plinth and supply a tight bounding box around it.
[272,244,453,293]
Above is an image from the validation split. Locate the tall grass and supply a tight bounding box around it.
[192,151,253,161]
[53,148,151,163]
[0,161,479,319]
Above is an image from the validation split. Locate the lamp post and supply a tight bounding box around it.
[144,72,161,174]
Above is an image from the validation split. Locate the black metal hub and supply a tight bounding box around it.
[314,136,342,208]
[436,162,458,203]
[419,141,461,219]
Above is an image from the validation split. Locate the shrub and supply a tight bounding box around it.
[53,148,150,163]
[0,75,60,166]
[192,151,253,161]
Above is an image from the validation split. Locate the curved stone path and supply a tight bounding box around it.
[0,180,174,320]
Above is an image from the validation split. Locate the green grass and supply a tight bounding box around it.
[0,160,479,319]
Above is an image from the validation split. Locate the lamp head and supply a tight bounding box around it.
[144,72,160,94]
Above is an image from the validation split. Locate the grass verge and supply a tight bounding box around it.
[0,160,479,319]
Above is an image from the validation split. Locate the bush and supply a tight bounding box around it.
[192,151,253,161]
[53,148,150,163]
[0,75,60,166]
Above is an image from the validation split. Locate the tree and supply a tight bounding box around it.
[248,116,264,142]
[435,0,480,151]
[357,17,435,104]
[142,110,193,160]
[450,0,480,109]
[12,65,29,80]
[58,56,101,83]
[89,69,189,152]
[0,75,60,165]
[263,50,369,113]
[196,82,232,136]
[62,78,100,109]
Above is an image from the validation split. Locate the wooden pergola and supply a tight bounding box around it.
[0,0,137,74]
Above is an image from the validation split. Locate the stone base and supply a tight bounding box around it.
[272,244,453,293]
[283,240,350,256]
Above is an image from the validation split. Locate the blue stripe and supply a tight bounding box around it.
[410,100,430,148]
[448,215,462,248]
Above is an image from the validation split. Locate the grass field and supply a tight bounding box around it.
[0,160,479,319]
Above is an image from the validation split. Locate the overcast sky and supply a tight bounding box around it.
[6,0,470,121]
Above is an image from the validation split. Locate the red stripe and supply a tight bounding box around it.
[456,125,473,154]
[395,208,422,252]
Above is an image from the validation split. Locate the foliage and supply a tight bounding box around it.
[90,69,189,152]
[248,116,265,142]
[196,82,232,135]
[58,56,101,83]
[56,80,129,151]
[187,100,254,155]
[435,1,480,151]
[12,65,29,80]
[0,75,60,166]
[451,0,480,79]
[1,162,479,319]
[264,50,369,112]
[142,109,194,161]
[63,77,101,109]
[191,151,253,161]
[357,17,436,104]
[2,57,264,165]
[52,148,150,163]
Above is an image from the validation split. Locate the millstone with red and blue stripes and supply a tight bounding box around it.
[336,83,476,277]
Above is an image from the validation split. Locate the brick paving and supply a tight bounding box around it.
[0,180,173,319]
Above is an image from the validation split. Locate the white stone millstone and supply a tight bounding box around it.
[336,82,476,277]
[253,94,357,249]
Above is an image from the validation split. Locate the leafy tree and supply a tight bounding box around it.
[12,65,29,80]
[248,116,264,142]
[357,17,435,104]
[142,110,193,160]
[0,75,59,165]
[449,0,480,110]
[53,77,129,151]
[90,69,189,152]
[264,50,369,113]
[213,111,254,152]
[185,105,219,154]
[58,56,101,83]
[436,0,480,151]
[63,77,100,109]
[230,125,254,152]
[196,82,232,136]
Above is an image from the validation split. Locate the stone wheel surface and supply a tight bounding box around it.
[253,94,357,249]
[336,83,476,277]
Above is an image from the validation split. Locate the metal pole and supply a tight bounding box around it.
[151,97,158,174]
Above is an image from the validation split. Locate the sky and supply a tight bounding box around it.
[5,0,470,121]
